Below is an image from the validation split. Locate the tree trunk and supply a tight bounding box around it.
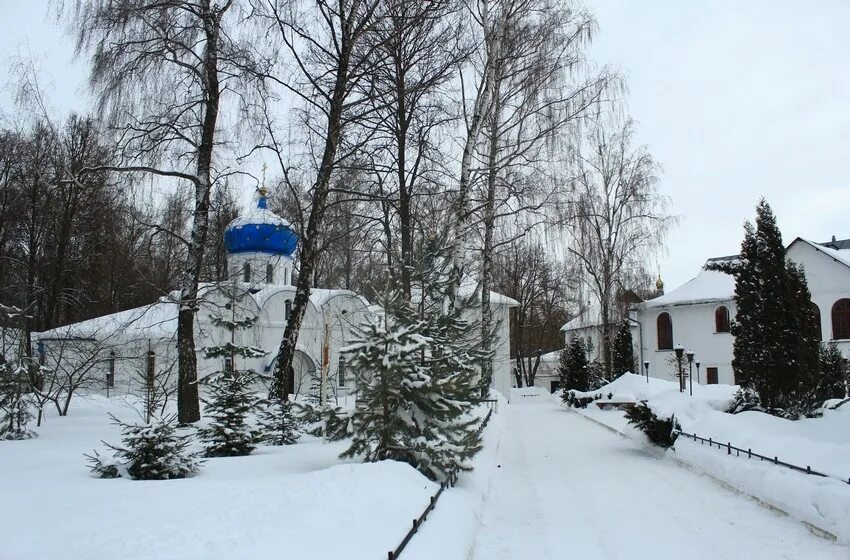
[273,44,352,399]
[176,1,222,423]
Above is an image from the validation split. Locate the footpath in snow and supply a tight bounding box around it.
[469,393,848,560]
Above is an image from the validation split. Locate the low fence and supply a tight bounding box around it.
[387,405,495,560]
[675,430,850,485]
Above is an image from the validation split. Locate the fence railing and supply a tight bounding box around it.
[387,406,495,560]
[675,430,850,485]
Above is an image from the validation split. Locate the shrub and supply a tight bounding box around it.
[625,402,680,448]
[725,387,762,414]
[87,415,202,480]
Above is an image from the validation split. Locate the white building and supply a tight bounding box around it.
[632,237,850,386]
[34,189,518,401]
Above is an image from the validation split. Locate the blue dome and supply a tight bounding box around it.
[224,192,298,256]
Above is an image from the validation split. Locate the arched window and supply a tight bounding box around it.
[338,355,346,388]
[657,312,673,350]
[243,263,251,283]
[812,303,822,341]
[715,306,731,333]
[266,263,274,284]
[285,300,292,320]
[832,299,850,340]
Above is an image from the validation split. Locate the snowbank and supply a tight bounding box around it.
[0,396,439,559]
[569,375,850,543]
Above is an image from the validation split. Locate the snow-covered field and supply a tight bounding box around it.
[0,396,443,560]
[571,374,850,544]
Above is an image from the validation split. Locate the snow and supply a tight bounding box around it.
[34,299,179,343]
[572,374,850,544]
[643,267,735,308]
[797,238,850,269]
[0,396,439,560]
[468,395,846,559]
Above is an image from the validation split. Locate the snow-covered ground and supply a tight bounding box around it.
[572,374,850,544]
[470,389,847,559]
[0,396,440,559]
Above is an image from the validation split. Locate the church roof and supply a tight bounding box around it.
[35,298,179,344]
[642,268,735,309]
[223,191,298,257]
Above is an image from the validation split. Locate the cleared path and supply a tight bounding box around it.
[470,396,847,560]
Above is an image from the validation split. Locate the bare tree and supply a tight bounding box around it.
[563,118,672,378]
[254,0,384,397]
[65,0,256,422]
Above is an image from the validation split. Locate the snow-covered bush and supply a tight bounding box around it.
[86,415,202,480]
[726,387,762,414]
[297,401,349,441]
[257,396,301,446]
[198,370,260,457]
[625,402,680,448]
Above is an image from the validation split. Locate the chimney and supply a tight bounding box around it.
[832,235,837,243]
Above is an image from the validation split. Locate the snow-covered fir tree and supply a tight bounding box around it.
[814,342,849,403]
[87,415,202,480]
[257,397,301,446]
[342,254,487,481]
[612,320,635,376]
[710,200,821,414]
[0,360,36,440]
[561,336,590,392]
[198,314,266,456]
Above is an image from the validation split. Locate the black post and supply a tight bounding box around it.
[643,361,650,384]
[674,346,684,392]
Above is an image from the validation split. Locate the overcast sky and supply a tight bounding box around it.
[1,0,849,289]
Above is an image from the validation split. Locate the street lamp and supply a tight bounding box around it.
[643,360,650,384]
[674,345,685,392]
[686,350,695,396]
[695,361,701,385]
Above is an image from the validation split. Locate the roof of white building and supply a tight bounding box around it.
[791,238,850,269]
[35,298,180,343]
[642,268,735,309]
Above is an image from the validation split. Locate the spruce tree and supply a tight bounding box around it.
[0,360,36,440]
[557,346,571,401]
[813,343,849,404]
[563,336,590,392]
[710,200,822,414]
[87,415,202,480]
[257,398,301,445]
[198,313,266,456]
[612,320,635,376]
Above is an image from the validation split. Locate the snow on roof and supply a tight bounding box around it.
[561,305,599,331]
[35,299,179,343]
[458,280,520,307]
[642,268,734,309]
[795,238,850,269]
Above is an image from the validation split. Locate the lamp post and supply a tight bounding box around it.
[674,345,684,392]
[643,360,650,384]
[695,361,701,385]
[107,350,115,398]
[686,350,695,396]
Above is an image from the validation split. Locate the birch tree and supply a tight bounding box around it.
[564,119,671,378]
[65,0,255,422]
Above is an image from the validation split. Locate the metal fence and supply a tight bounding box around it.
[675,430,850,485]
[387,405,496,560]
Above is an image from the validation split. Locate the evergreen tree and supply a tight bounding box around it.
[812,343,849,404]
[87,415,202,480]
[0,360,36,440]
[612,320,635,376]
[709,200,819,412]
[342,284,485,481]
[563,336,590,392]
[257,397,301,446]
[198,310,266,456]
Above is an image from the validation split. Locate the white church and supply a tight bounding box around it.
[34,189,517,403]
[563,237,850,387]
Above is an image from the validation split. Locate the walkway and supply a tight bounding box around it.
[470,395,847,560]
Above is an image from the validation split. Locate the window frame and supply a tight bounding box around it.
[656,312,673,350]
[832,298,850,340]
[714,306,731,333]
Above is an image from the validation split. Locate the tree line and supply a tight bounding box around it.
[0,0,670,423]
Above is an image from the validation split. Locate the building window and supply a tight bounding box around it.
[657,312,673,350]
[812,303,823,341]
[832,299,850,340]
[706,367,718,385]
[338,356,346,388]
[715,306,730,333]
[146,351,156,385]
[285,300,292,320]
[243,263,251,283]
[223,356,234,373]
[107,351,115,388]
[266,263,274,284]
